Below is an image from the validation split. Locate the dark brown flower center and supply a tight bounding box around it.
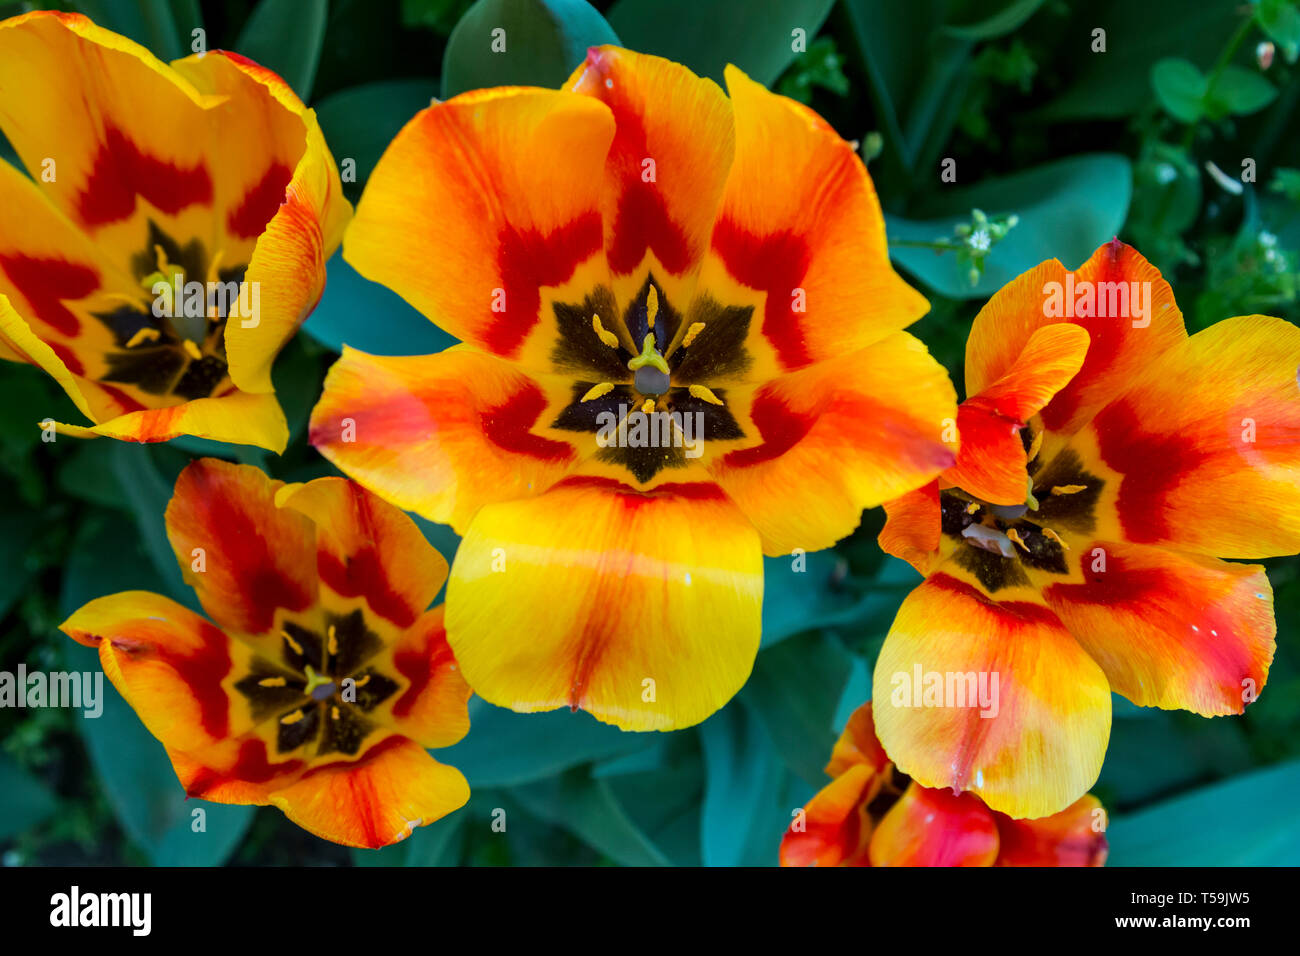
[92,220,246,400]
[941,427,1104,592]
[233,609,400,758]
[548,275,751,482]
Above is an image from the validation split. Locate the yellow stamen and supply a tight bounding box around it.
[965,501,979,515]
[640,398,656,415]
[354,674,370,688]
[646,284,659,329]
[281,630,303,655]
[182,339,203,361]
[592,314,620,349]
[581,382,615,402]
[1027,430,1044,462]
[203,249,227,320]
[1052,484,1087,495]
[331,706,340,721]
[1006,527,1031,553]
[124,327,161,348]
[327,625,338,656]
[681,322,705,348]
[257,676,287,688]
[206,248,225,286]
[280,709,304,725]
[153,244,174,275]
[688,384,724,406]
[1042,527,1069,550]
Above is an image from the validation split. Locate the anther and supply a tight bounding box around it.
[581,382,615,402]
[182,339,203,361]
[280,709,304,725]
[153,244,174,274]
[281,630,304,655]
[640,398,656,415]
[124,327,161,349]
[206,248,225,286]
[646,284,659,329]
[1006,527,1031,553]
[592,314,620,349]
[688,384,724,406]
[1052,484,1087,495]
[681,322,705,348]
[1042,527,1069,549]
[258,676,287,688]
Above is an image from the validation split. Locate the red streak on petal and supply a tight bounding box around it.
[578,50,692,276]
[392,621,453,719]
[47,340,85,376]
[556,474,728,502]
[609,181,692,276]
[185,465,314,633]
[108,617,231,738]
[317,483,418,629]
[185,738,303,796]
[1043,548,1255,704]
[319,550,413,628]
[0,254,98,336]
[95,382,148,415]
[710,218,811,369]
[927,571,1060,625]
[481,384,575,462]
[488,212,602,357]
[1091,398,1204,543]
[227,162,294,239]
[76,125,212,227]
[723,390,814,468]
[1040,241,1133,432]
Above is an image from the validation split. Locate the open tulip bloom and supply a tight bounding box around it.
[875,239,1300,819]
[310,46,959,732]
[61,459,472,849]
[781,703,1107,867]
[0,11,349,451]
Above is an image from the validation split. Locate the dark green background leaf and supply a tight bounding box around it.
[236,0,329,99]
[1107,759,1300,865]
[608,0,835,86]
[1152,58,1207,123]
[442,0,619,97]
[304,250,459,356]
[313,78,439,201]
[440,697,654,787]
[888,154,1133,298]
[0,754,57,841]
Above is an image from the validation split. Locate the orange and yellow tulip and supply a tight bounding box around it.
[875,239,1299,818]
[310,47,957,731]
[0,11,349,450]
[61,459,471,848]
[781,703,1107,867]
